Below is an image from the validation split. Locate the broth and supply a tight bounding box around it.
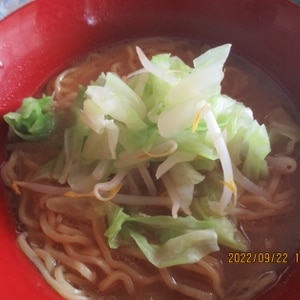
[2,37,300,300]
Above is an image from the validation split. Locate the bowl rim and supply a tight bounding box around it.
[1,1,300,299]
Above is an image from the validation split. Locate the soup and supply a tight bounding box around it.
[1,37,299,300]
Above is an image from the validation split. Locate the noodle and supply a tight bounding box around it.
[63,244,112,275]
[98,271,135,296]
[43,245,96,283]
[40,211,94,246]
[34,248,57,273]
[18,233,88,300]
[18,191,40,229]
[159,268,217,300]
[227,271,278,300]
[92,219,161,286]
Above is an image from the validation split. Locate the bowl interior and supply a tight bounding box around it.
[0,0,300,299]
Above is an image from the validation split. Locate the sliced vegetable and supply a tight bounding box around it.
[4,96,57,140]
[4,44,276,268]
[104,203,220,268]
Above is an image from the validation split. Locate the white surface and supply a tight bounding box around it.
[0,0,32,20]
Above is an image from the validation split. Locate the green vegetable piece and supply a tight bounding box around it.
[3,96,56,140]
[104,204,220,268]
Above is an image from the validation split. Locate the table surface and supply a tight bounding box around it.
[0,0,32,20]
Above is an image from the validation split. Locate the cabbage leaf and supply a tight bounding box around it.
[104,203,220,268]
[4,96,56,140]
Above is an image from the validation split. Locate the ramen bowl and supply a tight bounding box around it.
[0,0,300,299]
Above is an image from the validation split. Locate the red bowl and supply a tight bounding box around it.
[0,0,300,299]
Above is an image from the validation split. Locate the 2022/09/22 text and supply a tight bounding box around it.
[228,252,292,264]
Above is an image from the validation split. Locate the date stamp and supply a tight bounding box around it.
[295,252,300,263]
[228,251,289,264]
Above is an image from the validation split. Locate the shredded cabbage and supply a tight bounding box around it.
[4,44,276,268]
[3,96,57,140]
